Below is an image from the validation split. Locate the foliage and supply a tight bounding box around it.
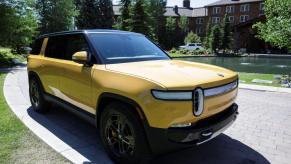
[221,14,232,50]
[129,0,151,37]
[149,0,167,46]
[0,48,25,67]
[253,0,291,50]
[203,21,212,49]
[0,0,38,53]
[164,17,177,49]
[184,32,201,44]
[169,48,210,57]
[179,16,188,33]
[119,0,131,30]
[210,25,222,53]
[37,0,77,34]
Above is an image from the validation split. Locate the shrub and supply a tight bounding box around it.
[0,48,23,67]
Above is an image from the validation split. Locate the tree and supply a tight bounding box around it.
[184,32,201,44]
[179,16,189,33]
[119,0,131,30]
[210,25,222,53]
[129,0,150,36]
[221,14,232,50]
[149,0,167,45]
[76,0,100,29]
[37,0,77,34]
[0,0,38,53]
[253,0,291,50]
[98,0,114,29]
[164,17,177,49]
[204,21,212,49]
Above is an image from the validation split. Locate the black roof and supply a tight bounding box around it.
[39,29,138,38]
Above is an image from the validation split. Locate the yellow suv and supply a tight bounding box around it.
[28,30,238,163]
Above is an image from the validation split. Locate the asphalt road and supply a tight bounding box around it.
[12,70,291,163]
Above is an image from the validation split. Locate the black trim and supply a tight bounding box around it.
[146,103,238,154]
[43,93,96,126]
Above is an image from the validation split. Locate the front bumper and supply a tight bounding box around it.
[145,103,238,154]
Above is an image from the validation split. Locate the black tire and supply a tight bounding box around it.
[99,102,151,164]
[29,77,51,113]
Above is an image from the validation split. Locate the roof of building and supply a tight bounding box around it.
[39,29,137,38]
[206,0,263,7]
[113,5,207,18]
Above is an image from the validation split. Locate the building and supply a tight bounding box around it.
[113,2,208,37]
[206,0,264,25]
[205,0,266,52]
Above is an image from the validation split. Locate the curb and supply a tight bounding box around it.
[239,84,291,94]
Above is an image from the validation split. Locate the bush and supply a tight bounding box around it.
[0,48,23,67]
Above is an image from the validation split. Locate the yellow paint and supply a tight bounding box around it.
[28,38,238,129]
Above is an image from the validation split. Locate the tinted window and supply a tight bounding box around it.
[189,44,195,46]
[64,34,89,60]
[30,38,44,55]
[45,36,66,59]
[88,33,169,64]
[45,34,89,60]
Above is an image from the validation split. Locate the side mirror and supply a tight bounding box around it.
[72,51,88,64]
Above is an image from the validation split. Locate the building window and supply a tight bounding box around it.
[213,7,221,14]
[212,17,220,23]
[226,6,234,13]
[240,15,249,22]
[227,16,235,23]
[240,4,250,12]
[196,18,204,24]
[196,27,203,34]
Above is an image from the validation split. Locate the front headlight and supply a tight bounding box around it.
[151,90,192,100]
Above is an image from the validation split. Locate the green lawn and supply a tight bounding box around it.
[239,72,286,87]
[0,73,70,163]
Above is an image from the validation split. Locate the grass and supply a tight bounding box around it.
[238,72,287,88]
[0,48,26,67]
[0,73,70,163]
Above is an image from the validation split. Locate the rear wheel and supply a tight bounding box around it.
[99,102,151,164]
[29,77,51,113]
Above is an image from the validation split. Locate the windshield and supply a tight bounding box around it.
[88,33,170,64]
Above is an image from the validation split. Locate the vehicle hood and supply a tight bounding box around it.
[105,60,238,89]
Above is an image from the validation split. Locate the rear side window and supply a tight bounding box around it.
[45,36,66,59]
[30,38,44,55]
[45,34,89,60]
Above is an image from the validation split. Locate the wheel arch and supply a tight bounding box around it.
[96,92,149,128]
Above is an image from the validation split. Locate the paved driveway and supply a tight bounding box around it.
[5,70,291,164]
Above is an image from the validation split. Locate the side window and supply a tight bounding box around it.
[64,34,89,60]
[45,36,66,59]
[30,38,44,55]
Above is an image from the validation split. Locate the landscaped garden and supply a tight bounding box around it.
[0,48,26,67]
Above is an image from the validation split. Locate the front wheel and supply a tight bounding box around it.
[29,77,51,113]
[99,102,151,164]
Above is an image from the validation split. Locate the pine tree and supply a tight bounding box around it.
[37,0,77,34]
[149,0,167,47]
[129,0,150,36]
[221,14,232,50]
[98,0,114,29]
[76,0,114,29]
[211,25,222,53]
[120,0,131,30]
